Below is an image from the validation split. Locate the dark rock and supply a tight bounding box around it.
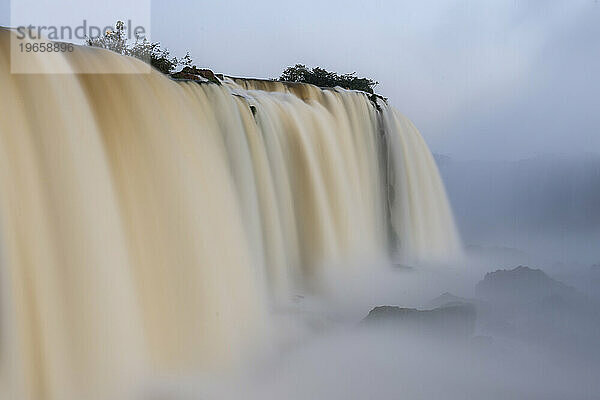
[198,69,219,83]
[169,71,205,81]
[475,266,580,305]
[363,304,476,340]
[171,66,222,85]
[369,93,382,111]
[473,266,600,359]
[428,292,474,308]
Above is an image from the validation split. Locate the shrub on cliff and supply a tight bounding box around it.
[279,64,378,93]
[85,21,194,74]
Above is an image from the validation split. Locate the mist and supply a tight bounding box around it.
[151,149,600,400]
[437,153,600,264]
[135,256,600,400]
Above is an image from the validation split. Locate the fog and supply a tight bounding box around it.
[437,153,600,264]
[142,149,600,400]
[142,150,600,399]
[136,256,600,400]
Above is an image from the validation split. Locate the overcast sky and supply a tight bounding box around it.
[1,0,598,160]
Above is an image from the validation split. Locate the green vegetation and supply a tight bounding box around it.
[85,21,195,75]
[85,22,379,93]
[279,64,378,93]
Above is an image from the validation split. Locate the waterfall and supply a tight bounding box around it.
[0,30,461,400]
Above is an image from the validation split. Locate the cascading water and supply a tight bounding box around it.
[0,29,461,400]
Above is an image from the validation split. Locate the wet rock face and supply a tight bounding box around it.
[363,304,476,340]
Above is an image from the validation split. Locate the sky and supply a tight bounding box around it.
[1,0,598,160]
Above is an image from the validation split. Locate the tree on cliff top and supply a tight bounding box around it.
[279,64,378,93]
[85,20,194,75]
